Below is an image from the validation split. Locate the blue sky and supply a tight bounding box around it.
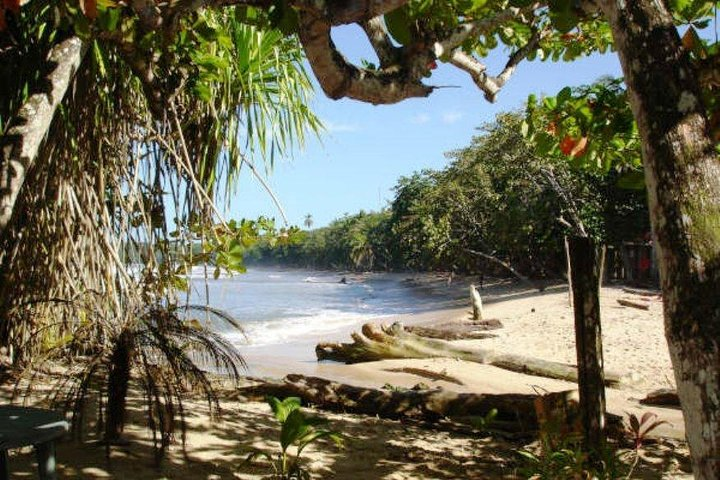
[228,25,623,228]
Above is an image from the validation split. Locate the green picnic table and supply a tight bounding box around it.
[0,406,69,480]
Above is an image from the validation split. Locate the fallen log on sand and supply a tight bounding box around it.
[238,374,538,431]
[622,287,661,297]
[404,324,498,340]
[316,323,622,387]
[237,374,624,435]
[617,298,650,310]
[640,388,680,407]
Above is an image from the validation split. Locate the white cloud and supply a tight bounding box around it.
[324,120,360,133]
[442,111,464,124]
[411,113,431,124]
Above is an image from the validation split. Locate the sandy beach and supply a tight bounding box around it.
[2,275,692,479]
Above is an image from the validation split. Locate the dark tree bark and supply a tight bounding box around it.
[568,236,606,458]
[599,1,720,477]
[105,331,135,443]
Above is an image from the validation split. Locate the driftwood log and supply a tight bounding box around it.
[404,324,498,340]
[640,388,680,407]
[617,298,651,310]
[236,375,624,435]
[238,374,538,431]
[316,323,622,387]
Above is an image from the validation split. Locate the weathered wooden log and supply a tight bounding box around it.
[316,322,622,387]
[622,287,661,297]
[238,374,539,431]
[640,389,680,407]
[617,298,650,310]
[404,324,497,340]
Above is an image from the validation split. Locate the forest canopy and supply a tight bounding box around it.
[250,112,650,276]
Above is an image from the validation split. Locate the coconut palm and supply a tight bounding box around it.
[304,214,314,230]
[0,4,321,452]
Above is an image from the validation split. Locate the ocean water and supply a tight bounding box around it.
[183,267,429,350]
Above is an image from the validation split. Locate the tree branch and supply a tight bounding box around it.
[0,36,86,236]
[361,15,401,68]
[432,4,540,59]
[448,27,543,104]
[297,9,433,104]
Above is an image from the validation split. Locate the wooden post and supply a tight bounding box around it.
[470,284,483,320]
[568,236,606,457]
[564,236,573,308]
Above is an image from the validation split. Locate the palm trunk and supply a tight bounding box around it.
[599,1,720,477]
[105,331,135,442]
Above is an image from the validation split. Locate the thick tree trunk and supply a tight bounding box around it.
[0,36,84,236]
[568,237,606,458]
[600,1,720,477]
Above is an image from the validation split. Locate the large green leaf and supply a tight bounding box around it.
[385,6,413,46]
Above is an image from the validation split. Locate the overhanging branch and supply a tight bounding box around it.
[0,36,86,236]
[298,10,432,104]
[448,27,545,102]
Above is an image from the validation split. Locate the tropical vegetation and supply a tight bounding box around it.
[2,0,720,476]
[0,0,321,450]
[251,111,649,277]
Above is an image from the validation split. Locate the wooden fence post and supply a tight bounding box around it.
[568,236,606,457]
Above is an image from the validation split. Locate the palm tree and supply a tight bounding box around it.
[304,214,314,230]
[0,5,321,451]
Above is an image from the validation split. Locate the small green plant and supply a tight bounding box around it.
[245,396,343,479]
[470,408,498,434]
[517,438,628,479]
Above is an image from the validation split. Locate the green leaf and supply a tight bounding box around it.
[267,396,301,423]
[280,409,309,451]
[556,86,572,106]
[385,6,413,46]
[548,0,579,33]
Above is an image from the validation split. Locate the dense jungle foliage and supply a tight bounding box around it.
[249,113,649,277]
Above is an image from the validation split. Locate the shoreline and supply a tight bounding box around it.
[2,272,691,479]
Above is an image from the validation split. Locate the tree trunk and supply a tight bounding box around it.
[600,1,720,477]
[0,36,85,236]
[105,331,135,443]
[568,236,606,458]
[565,236,573,307]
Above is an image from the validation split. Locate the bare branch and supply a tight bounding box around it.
[483,27,547,101]
[448,28,545,102]
[433,3,541,58]
[298,10,432,104]
[361,16,401,68]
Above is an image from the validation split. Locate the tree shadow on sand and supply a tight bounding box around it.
[5,389,521,479]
